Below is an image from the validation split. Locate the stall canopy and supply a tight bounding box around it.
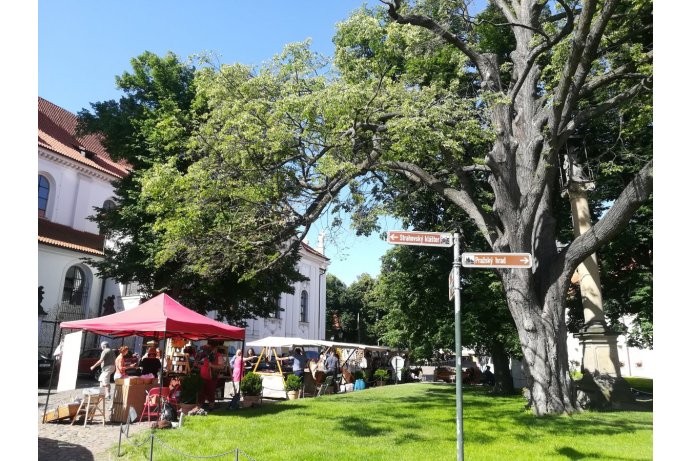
[245,336,324,349]
[60,293,244,341]
[246,336,393,352]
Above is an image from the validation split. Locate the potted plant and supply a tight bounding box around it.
[374,368,389,387]
[179,372,203,414]
[285,374,302,400]
[240,372,263,407]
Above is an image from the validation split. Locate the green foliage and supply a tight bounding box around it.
[240,372,263,396]
[352,369,365,381]
[374,368,389,384]
[180,372,203,404]
[285,374,303,392]
[78,51,306,323]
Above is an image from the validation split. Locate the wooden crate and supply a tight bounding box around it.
[43,403,80,423]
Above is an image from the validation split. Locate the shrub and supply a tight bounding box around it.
[180,372,203,404]
[374,368,389,385]
[352,369,365,381]
[285,374,302,392]
[240,372,263,396]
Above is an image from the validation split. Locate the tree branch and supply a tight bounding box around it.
[578,51,652,99]
[382,0,482,69]
[510,0,575,105]
[382,160,499,245]
[562,78,650,138]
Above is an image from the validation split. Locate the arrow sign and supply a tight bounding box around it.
[461,252,533,269]
[387,230,454,248]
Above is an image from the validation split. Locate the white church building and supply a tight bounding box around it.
[37,97,328,355]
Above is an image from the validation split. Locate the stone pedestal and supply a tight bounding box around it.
[575,323,620,376]
[575,325,635,408]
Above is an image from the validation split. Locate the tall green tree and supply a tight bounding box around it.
[78,51,305,323]
[116,1,652,415]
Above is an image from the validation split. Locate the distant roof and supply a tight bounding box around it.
[300,241,329,261]
[38,218,105,255]
[38,97,129,178]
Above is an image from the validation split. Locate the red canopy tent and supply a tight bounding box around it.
[60,293,244,341]
[45,294,244,423]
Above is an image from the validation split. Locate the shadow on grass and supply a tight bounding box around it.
[556,446,651,461]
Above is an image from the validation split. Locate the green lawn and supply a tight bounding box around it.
[624,377,653,394]
[115,384,652,461]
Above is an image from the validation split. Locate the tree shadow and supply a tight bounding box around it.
[38,437,94,461]
[556,446,651,461]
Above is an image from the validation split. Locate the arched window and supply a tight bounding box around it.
[62,266,89,306]
[274,296,282,319]
[99,200,116,235]
[300,290,309,323]
[38,175,50,217]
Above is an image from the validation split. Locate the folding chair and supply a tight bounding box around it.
[139,387,170,423]
[317,376,334,397]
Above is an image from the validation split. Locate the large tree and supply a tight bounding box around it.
[78,52,305,324]
[123,0,651,415]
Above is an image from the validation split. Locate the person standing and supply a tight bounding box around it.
[114,346,129,380]
[90,341,116,399]
[231,349,257,394]
[277,347,308,383]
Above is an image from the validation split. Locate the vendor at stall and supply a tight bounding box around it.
[276,347,308,383]
[140,347,162,377]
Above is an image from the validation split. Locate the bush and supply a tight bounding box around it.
[285,374,302,392]
[180,372,203,404]
[374,368,389,385]
[352,369,365,381]
[240,372,263,396]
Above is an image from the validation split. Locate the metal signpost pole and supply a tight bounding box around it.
[453,232,463,461]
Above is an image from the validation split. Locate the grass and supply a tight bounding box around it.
[624,377,653,394]
[114,384,652,461]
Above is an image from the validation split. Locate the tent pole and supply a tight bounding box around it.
[158,330,166,414]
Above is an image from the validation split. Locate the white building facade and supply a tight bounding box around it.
[38,97,131,354]
[242,241,329,343]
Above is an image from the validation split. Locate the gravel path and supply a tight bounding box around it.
[38,380,151,461]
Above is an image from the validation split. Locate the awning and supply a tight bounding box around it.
[60,293,244,340]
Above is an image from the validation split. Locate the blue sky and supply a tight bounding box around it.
[38,0,397,286]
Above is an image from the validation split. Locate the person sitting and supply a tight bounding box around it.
[482,365,495,386]
[140,348,162,376]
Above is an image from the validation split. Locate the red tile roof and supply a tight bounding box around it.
[301,241,329,261]
[38,218,105,256]
[38,97,130,178]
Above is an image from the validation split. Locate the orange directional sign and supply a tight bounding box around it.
[387,230,453,248]
[461,252,533,269]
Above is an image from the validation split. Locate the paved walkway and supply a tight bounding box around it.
[38,380,151,461]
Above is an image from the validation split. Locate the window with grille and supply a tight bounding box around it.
[62,266,88,306]
[300,290,308,323]
[39,175,50,217]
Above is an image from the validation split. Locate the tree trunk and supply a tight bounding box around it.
[490,342,514,394]
[505,275,580,415]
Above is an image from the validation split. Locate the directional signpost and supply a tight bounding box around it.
[461,252,532,269]
[387,230,453,247]
[388,230,535,461]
